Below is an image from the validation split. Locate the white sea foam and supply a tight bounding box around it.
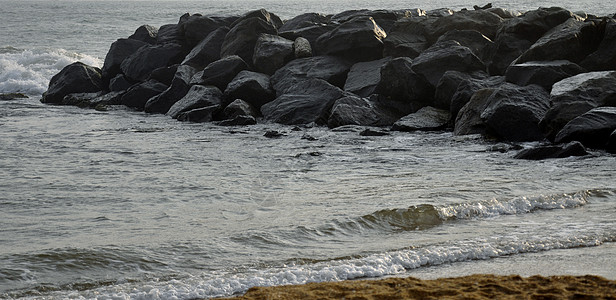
[58,229,613,300]
[0,47,102,96]
[437,191,589,220]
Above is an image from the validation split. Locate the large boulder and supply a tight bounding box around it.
[181,27,229,70]
[428,9,503,41]
[382,16,432,58]
[513,141,588,160]
[375,57,433,114]
[329,9,405,33]
[176,105,221,123]
[147,64,178,86]
[120,80,168,110]
[554,107,616,148]
[120,43,185,81]
[220,17,278,65]
[252,34,294,75]
[481,83,551,141]
[581,19,616,71]
[223,99,259,119]
[391,106,450,132]
[327,95,401,128]
[196,55,248,90]
[261,78,347,125]
[411,40,486,88]
[487,7,576,74]
[270,55,352,95]
[180,15,229,48]
[453,88,496,136]
[41,62,104,104]
[607,129,616,153]
[505,60,586,92]
[144,65,197,114]
[167,85,223,119]
[450,75,505,123]
[540,71,616,139]
[343,57,392,97]
[128,25,158,44]
[278,13,333,46]
[223,71,274,108]
[433,70,487,110]
[230,8,283,29]
[435,29,494,62]
[156,24,185,46]
[108,74,133,92]
[101,38,148,81]
[515,18,601,64]
[315,16,387,61]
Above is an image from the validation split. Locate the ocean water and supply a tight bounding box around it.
[1,0,616,299]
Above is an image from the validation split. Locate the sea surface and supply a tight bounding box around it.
[1,0,616,299]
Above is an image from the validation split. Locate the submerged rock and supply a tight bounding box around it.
[327,95,400,128]
[514,141,588,160]
[391,106,450,132]
[167,85,223,119]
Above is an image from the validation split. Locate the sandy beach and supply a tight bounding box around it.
[222,274,616,299]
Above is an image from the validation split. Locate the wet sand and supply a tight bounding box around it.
[222,274,616,299]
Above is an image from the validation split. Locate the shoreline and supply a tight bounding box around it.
[220,274,616,299]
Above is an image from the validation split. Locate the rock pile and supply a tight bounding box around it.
[41,6,616,156]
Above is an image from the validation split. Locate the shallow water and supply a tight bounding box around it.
[1,0,616,298]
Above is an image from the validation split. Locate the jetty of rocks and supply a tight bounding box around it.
[41,6,616,158]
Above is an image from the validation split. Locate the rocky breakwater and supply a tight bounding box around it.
[41,6,616,158]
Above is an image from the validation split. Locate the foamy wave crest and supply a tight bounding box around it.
[64,231,614,299]
[437,190,589,220]
[0,47,102,95]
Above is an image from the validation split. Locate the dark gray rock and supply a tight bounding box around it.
[197,55,248,90]
[109,74,133,92]
[454,88,496,136]
[90,91,124,107]
[144,65,197,114]
[261,78,347,125]
[223,70,274,108]
[293,37,313,58]
[330,9,406,33]
[156,24,185,45]
[147,64,178,86]
[428,9,503,41]
[607,129,616,153]
[61,92,102,107]
[411,40,486,88]
[120,43,185,81]
[343,57,392,97]
[327,95,401,128]
[516,18,601,64]
[486,8,520,19]
[230,9,283,29]
[434,70,487,110]
[581,19,616,71]
[220,17,278,65]
[540,71,616,139]
[101,38,148,81]
[181,27,229,70]
[223,99,259,119]
[120,80,168,110]
[128,25,158,44]
[505,60,585,92]
[383,16,431,58]
[514,141,588,159]
[41,62,104,104]
[279,13,331,33]
[360,128,390,136]
[0,93,28,100]
[252,34,294,75]
[391,106,450,132]
[180,15,228,48]
[270,55,352,96]
[450,75,505,124]
[167,85,223,119]
[554,107,616,148]
[487,7,576,74]
[176,105,221,122]
[219,115,257,126]
[481,83,550,141]
[375,57,434,114]
[435,29,494,62]
[314,16,387,62]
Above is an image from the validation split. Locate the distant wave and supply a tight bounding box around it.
[0,47,101,96]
